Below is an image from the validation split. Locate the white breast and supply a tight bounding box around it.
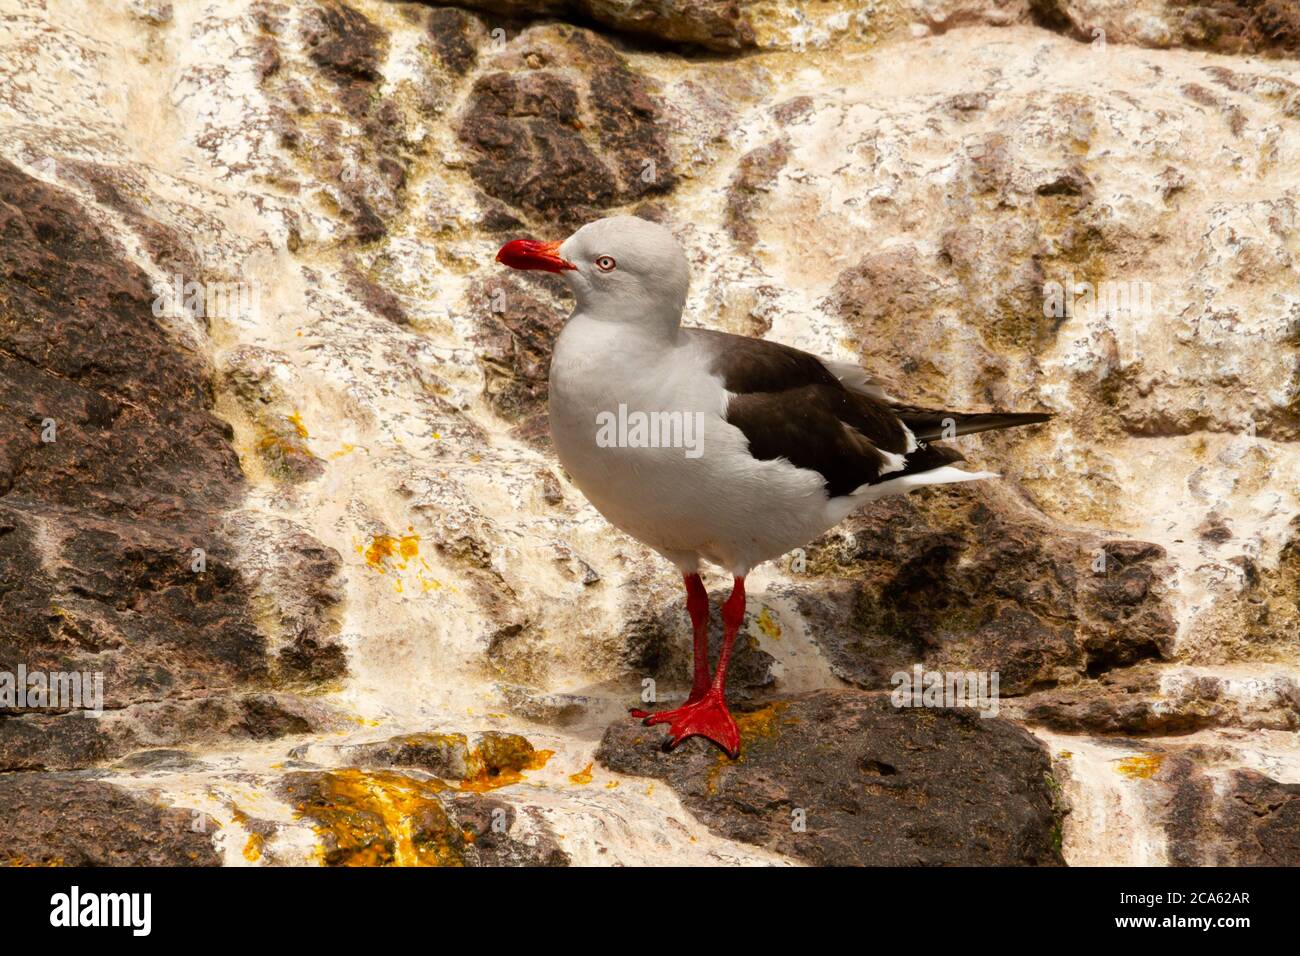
[548,315,838,575]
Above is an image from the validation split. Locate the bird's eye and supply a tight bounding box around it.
[594,255,616,272]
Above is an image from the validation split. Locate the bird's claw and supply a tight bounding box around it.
[630,689,740,758]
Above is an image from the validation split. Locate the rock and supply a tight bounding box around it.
[339,732,476,778]
[621,588,777,701]
[0,693,345,772]
[111,749,209,772]
[281,768,569,866]
[724,137,790,248]
[442,0,759,52]
[450,793,570,866]
[496,682,592,725]
[426,7,481,75]
[793,485,1175,695]
[1158,755,1300,865]
[0,774,220,866]
[227,514,347,684]
[458,24,675,230]
[1030,1,1300,57]
[466,273,568,443]
[301,0,385,82]
[598,690,1065,865]
[334,730,550,785]
[256,0,410,243]
[0,161,343,771]
[1019,665,1300,734]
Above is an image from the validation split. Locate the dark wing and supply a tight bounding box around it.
[688,328,967,498]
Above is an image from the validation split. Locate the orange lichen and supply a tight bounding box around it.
[1116,753,1165,779]
[733,702,788,744]
[364,533,421,573]
[458,741,553,793]
[243,832,264,862]
[569,762,594,785]
[706,703,790,796]
[294,770,461,867]
[4,856,64,867]
[756,608,782,640]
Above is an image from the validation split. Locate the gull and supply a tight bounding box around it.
[496,215,1050,757]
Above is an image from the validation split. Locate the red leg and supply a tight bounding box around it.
[632,576,744,758]
[631,574,710,718]
[683,573,711,703]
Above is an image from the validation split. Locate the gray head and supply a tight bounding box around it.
[496,215,690,330]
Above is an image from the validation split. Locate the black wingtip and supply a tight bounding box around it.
[902,410,1054,441]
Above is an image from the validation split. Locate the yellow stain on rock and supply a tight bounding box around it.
[756,608,782,640]
[295,770,460,868]
[330,443,355,460]
[243,832,264,862]
[569,762,594,785]
[288,409,309,438]
[734,702,788,744]
[1116,753,1165,779]
[364,532,421,573]
[458,742,553,794]
[706,702,790,797]
[4,856,65,867]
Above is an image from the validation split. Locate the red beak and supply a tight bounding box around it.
[495,238,576,274]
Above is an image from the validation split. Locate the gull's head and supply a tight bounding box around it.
[496,215,689,329]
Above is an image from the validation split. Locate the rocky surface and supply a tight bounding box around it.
[0,0,1295,866]
[1030,1,1300,57]
[281,768,569,866]
[792,483,1176,694]
[599,691,1065,865]
[0,774,220,866]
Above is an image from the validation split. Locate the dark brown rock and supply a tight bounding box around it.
[0,162,341,770]
[450,793,570,866]
[228,515,347,685]
[1160,755,1300,865]
[598,690,1065,865]
[466,273,567,442]
[793,485,1175,695]
[458,25,674,231]
[1020,665,1300,735]
[257,0,409,243]
[0,773,220,866]
[621,588,776,701]
[426,6,480,75]
[724,138,789,248]
[437,0,759,52]
[0,693,345,771]
[302,0,385,82]
[1031,0,1300,58]
[344,261,409,325]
